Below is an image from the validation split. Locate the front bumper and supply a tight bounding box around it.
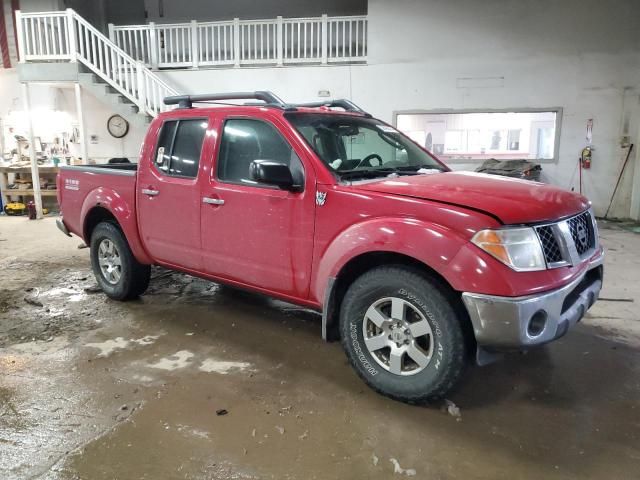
[462,247,604,348]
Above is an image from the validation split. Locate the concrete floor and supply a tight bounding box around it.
[1,217,639,480]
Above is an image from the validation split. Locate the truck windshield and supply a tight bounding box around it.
[285,113,447,180]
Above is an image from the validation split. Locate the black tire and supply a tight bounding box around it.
[339,266,466,404]
[90,222,150,301]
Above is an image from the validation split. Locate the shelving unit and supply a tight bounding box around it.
[0,165,60,211]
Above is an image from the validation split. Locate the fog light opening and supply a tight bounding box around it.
[527,310,547,337]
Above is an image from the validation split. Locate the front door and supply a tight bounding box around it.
[137,117,209,271]
[200,116,316,299]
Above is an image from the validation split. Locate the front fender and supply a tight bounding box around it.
[311,217,470,303]
[81,187,152,264]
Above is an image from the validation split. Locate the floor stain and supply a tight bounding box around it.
[148,350,194,371]
[199,358,253,374]
[0,217,639,480]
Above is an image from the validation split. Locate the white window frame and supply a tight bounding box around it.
[393,107,563,164]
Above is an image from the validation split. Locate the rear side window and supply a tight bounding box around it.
[155,121,177,171]
[154,119,207,178]
[217,118,303,186]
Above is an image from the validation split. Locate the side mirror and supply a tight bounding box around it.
[249,160,300,191]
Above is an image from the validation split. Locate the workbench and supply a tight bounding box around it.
[0,165,60,211]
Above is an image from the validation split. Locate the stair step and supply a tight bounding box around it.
[118,96,135,105]
[78,72,97,83]
[75,62,165,123]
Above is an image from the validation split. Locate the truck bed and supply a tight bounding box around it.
[57,164,138,240]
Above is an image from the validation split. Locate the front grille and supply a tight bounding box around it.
[536,225,563,264]
[534,210,597,268]
[567,211,595,256]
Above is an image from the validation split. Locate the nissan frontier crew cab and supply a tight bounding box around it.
[56,92,604,403]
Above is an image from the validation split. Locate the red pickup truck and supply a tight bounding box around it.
[57,92,603,403]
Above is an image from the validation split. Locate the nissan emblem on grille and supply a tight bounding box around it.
[568,211,595,256]
[576,222,588,250]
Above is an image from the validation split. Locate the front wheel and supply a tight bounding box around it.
[90,222,150,301]
[340,266,466,403]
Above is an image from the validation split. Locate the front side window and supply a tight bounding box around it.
[154,119,207,178]
[285,113,446,181]
[217,118,304,186]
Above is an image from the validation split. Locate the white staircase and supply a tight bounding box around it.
[77,71,150,126]
[15,8,179,118]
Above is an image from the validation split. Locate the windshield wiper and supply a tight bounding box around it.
[338,169,397,180]
[393,165,446,172]
[338,163,447,180]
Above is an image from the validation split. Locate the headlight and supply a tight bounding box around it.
[471,227,546,271]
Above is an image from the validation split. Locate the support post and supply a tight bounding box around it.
[135,61,147,113]
[321,14,328,64]
[15,10,25,62]
[631,135,640,220]
[149,22,158,69]
[66,8,77,62]
[233,17,240,67]
[21,83,43,219]
[108,23,115,43]
[276,16,283,66]
[190,20,199,68]
[74,83,88,165]
[0,117,4,162]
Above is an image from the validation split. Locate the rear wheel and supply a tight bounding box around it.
[90,222,150,300]
[340,266,466,403]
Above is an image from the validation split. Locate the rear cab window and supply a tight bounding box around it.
[154,118,208,178]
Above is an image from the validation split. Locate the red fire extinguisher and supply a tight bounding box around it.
[581,146,592,169]
[27,201,37,220]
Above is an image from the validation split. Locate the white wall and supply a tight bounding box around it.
[364,0,640,218]
[57,88,145,163]
[0,69,64,151]
[5,0,640,217]
[0,69,144,164]
[0,69,20,118]
[161,0,640,218]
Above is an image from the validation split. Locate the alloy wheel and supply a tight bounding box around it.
[362,297,434,376]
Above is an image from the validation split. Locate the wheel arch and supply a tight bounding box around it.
[84,206,118,241]
[322,251,475,353]
[81,189,152,264]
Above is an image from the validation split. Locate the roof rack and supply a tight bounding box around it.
[164,91,287,109]
[290,99,368,114]
[163,91,370,115]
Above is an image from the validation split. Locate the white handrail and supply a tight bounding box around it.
[16,8,178,117]
[107,14,367,69]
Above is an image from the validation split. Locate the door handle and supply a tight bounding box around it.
[202,197,225,205]
[141,188,160,196]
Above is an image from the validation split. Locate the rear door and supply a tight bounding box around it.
[200,115,316,299]
[137,116,210,270]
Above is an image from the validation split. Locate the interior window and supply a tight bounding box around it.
[154,119,207,178]
[217,119,304,186]
[396,110,559,161]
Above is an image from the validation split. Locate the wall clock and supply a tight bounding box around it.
[107,114,129,138]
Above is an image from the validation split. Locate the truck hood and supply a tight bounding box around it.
[352,171,589,224]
